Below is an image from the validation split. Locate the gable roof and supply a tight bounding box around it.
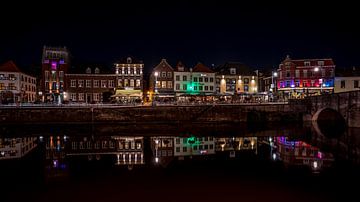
[0,61,22,72]
[216,62,256,76]
[192,63,214,73]
[174,61,189,72]
[153,59,174,71]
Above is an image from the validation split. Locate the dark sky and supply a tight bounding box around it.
[1,0,359,73]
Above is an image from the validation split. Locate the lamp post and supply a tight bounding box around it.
[314,67,322,94]
[271,71,278,101]
[153,72,159,105]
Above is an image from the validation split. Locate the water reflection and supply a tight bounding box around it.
[270,136,334,173]
[0,137,37,159]
[0,124,359,183]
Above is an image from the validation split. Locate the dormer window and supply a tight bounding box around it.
[230,68,236,75]
[86,67,91,74]
[127,57,132,64]
[304,61,311,66]
[95,68,100,74]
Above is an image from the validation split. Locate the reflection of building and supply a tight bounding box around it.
[215,137,257,152]
[41,46,70,103]
[215,62,258,95]
[0,137,37,159]
[274,137,334,172]
[0,61,37,103]
[65,67,116,103]
[113,57,144,103]
[174,136,215,157]
[151,137,174,166]
[45,136,68,180]
[277,55,335,99]
[66,136,144,166]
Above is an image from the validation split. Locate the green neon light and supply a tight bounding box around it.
[186,136,200,146]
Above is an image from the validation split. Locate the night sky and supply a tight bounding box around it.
[1,0,359,73]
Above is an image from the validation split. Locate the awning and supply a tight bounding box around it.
[111,90,143,97]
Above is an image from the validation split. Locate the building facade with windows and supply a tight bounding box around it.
[277,55,335,99]
[174,62,215,97]
[215,62,258,95]
[66,136,144,167]
[113,57,144,103]
[334,67,360,93]
[149,59,175,100]
[41,46,70,103]
[0,61,37,103]
[174,136,215,157]
[65,67,116,103]
[0,137,37,160]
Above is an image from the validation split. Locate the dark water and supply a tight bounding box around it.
[1,123,359,202]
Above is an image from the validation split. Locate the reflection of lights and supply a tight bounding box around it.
[317,152,322,159]
[272,153,276,160]
[155,157,159,163]
[39,136,43,142]
[1,151,5,156]
[63,135,67,141]
[269,137,272,142]
[155,139,159,144]
[313,161,318,169]
[200,150,207,154]
[53,160,58,168]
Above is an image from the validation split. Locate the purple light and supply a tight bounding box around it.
[317,152,322,159]
[53,160,58,168]
[51,61,57,70]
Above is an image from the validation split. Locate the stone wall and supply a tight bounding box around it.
[0,104,304,125]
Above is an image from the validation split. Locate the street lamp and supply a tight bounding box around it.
[154,72,159,104]
[270,71,278,101]
[314,67,322,94]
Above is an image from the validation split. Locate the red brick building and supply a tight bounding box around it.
[277,55,335,99]
[65,67,116,103]
[149,59,175,101]
[41,46,70,103]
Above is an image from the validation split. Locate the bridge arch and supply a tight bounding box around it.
[312,107,345,123]
[312,107,346,137]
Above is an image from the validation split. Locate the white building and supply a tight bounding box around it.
[174,62,215,97]
[0,61,37,103]
[334,77,360,93]
[174,136,215,156]
[0,137,37,160]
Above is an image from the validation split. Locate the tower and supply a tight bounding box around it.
[41,46,70,103]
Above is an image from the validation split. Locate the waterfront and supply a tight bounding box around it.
[0,123,359,202]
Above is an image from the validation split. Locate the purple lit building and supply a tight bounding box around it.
[41,46,70,103]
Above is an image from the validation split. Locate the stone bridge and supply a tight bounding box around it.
[290,90,360,128]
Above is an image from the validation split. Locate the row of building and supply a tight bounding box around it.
[0,135,333,175]
[1,46,360,104]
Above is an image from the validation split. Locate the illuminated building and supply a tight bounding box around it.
[277,55,335,99]
[149,59,175,101]
[113,57,144,103]
[334,67,360,93]
[215,62,258,95]
[174,136,215,157]
[41,46,70,103]
[0,137,37,160]
[174,62,215,98]
[273,136,334,172]
[65,66,116,103]
[0,61,37,103]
